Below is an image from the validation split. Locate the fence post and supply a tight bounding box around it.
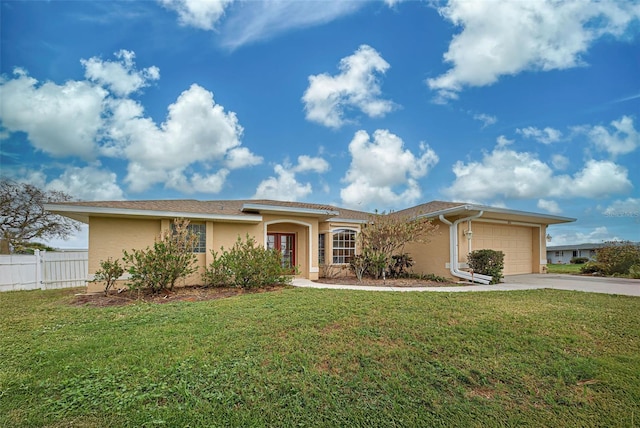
[35,249,43,290]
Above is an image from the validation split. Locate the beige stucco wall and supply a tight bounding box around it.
[404,220,452,279]
[86,213,331,292]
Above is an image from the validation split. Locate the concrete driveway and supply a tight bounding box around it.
[292,274,640,296]
[503,274,640,296]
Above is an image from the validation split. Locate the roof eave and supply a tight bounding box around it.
[44,204,263,224]
[418,204,576,224]
[241,203,340,217]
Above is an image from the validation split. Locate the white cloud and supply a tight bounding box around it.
[577,115,640,156]
[427,0,640,101]
[473,113,497,128]
[551,154,569,170]
[225,147,263,169]
[159,0,233,30]
[81,50,160,97]
[340,129,439,209]
[107,83,258,193]
[537,199,562,214]
[302,45,396,128]
[496,135,513,147]
[253,155,329,200]
[445,146,632,200]
[293,155,330,174]
[46,166,125,201]
[219,1,365,49]
[517,126,563,144]
[0,68,107,160]
[602,197,640,217]
[254,164,312,201]
[548,226,619,246]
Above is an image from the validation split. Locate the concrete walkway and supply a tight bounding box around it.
[292,274,640,297]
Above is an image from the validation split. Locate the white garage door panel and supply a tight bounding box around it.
[472,223,533,275]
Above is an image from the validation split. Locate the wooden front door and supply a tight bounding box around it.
[267,233,296,270]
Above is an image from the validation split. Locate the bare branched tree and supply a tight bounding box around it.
[0,179,81,254]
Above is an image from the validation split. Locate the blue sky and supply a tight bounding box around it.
[1,0,639,248]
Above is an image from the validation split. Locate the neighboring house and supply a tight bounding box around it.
[546,243,608,264]
[45,199,575,291]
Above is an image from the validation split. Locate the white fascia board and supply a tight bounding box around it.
[44,204,262,223]
[419,204,575,224]
[328,218,369,224]
[241,203,339,217]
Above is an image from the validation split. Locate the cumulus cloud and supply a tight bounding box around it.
[551,154,570,170]
[47,166,125,201]
[302,45,396,128]
[576,115,640,157]
[444,145,632,200]
[253,155,329,200]
[0,68,107,160]
[293,155,330,174]
[537,199,562,214]
[340,129,439,209]
[1,50,259,195]
[427,0,640,102]
[159,0,233,30]
[517,126,563,144]
[110,83,258,193]
[81,50,160,97]
[14,166,125,201]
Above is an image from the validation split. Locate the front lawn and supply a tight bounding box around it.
[1,287,639,427]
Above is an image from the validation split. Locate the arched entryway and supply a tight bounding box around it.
[264,220,315,279]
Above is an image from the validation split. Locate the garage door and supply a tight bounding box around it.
[471,223,533,275]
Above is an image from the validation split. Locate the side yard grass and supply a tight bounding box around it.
[547,263,584,274]
[1,287,639,427]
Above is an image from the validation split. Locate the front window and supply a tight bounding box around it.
[332,229,356,264]
[186,224,206,253]
[318,233,326,265]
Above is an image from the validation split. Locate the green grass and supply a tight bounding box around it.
[1,287,639,427]
[547,263,584,274]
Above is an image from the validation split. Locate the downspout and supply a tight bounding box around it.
[439,211,493,284]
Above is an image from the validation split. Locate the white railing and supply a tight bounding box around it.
[0,250,88,292]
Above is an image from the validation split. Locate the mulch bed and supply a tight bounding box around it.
[70,285,288,307]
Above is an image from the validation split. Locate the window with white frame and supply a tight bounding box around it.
[332,229,356,264]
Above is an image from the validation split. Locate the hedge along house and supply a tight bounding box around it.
[45,199,575,291]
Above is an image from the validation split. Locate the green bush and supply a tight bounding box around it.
[629,264,640,279]
[467,249,504,284]
[92,258,125,295]
[122,219,198,293]
[570,257,589,264]
[580,262,605,275]
[389,253,414,278]
[202,234,292,289]
[594,241,640,276]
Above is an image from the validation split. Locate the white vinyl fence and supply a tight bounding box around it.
[0,250,88,292]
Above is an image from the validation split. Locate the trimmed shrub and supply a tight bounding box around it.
[202,234,292,289]
[467,249,504,284]
[570,257,589,264]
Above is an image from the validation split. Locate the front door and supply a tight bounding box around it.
[267,233,296,271]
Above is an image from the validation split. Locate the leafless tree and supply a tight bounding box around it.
[0,179,80,254]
